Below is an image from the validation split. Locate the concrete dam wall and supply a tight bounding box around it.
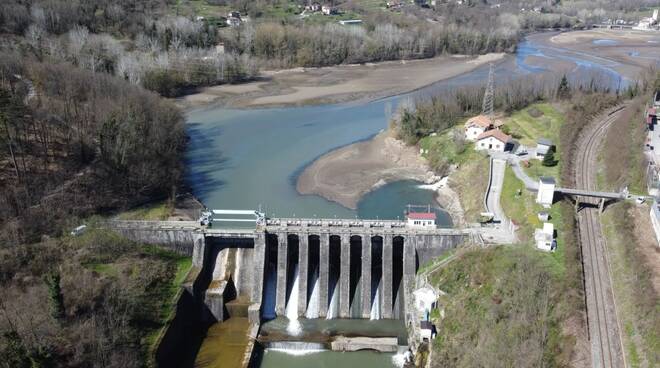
[109,219,474,323]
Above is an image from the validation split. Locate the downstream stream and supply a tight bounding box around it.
[184,32,645,367]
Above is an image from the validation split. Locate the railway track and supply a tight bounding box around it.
[574,107,626,368]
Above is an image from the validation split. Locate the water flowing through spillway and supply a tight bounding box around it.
[326,281,339,319]
[285,265,302,336]
[267,342,326,356]
[305,269,320,319]
[370,286,381,320]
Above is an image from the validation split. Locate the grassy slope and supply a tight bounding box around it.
[597,92,660,366]
[505,103,564,181]
[75,228,192,361]
[428,246,570,368]
[600,204,660,367]
[117,201,173,221]
[424,102,580,366]
[172,0,380,23]
[420,130,490,222]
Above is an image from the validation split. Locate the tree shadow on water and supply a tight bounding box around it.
[184,123,231,201]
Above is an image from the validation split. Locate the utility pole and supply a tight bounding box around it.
[482,63,495,119]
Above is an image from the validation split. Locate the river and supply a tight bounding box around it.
[184,32,645,367]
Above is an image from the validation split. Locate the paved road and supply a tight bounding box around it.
[485,158,508,222]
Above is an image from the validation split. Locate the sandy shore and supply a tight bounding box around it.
[535,29,660,80]
[178,53,505,109]
[296,129,436,210]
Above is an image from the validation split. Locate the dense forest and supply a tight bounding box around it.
[0,1,189,366]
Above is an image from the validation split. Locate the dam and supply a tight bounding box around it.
[111,213,486,326]
[109,210,500,365]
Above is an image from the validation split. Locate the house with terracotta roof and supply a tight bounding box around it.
[464,115,493,141]
[475,129,512,152]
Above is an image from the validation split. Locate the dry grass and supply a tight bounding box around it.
[601,203,660,367]
[601,97,648,194]
[449,155,490,222]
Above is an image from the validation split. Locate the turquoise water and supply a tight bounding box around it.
[357,180,452,226]
[185,34,633,226]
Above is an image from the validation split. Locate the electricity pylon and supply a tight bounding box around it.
[482,63,495,118]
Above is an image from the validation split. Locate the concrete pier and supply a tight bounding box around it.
[297,234,309,317]
[275,233,288,316]
[361,236,372,318]
[330,336,399,353]
[381,234,393,319]
[339,234,351,318]
[319,233,330,318]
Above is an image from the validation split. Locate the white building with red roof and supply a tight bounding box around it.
[406,211,436,228]
[464,115,493,141]
[475,129,512,152]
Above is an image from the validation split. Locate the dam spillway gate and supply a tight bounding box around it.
[110,218,483,323]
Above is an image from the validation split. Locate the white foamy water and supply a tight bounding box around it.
[416,176,448,190]
[268,348,327,356]
[268,342,326,356]
[391,346,411,368]
[370,286,381,320]
[326,281,339,319]
[391,353,406,368]
[285,266,302,336]
[305,270,320,319]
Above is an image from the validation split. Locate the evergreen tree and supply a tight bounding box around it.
[44,272,65,322]
[557,75,570,99]
[542,148,557,167]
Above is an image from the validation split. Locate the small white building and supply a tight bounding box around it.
[464,115,494,141]
[420,320,435,340]
[536,176,556,208]
[650,200,660,247]
[306,3,322,11]
[475,129,512,152]
[535,222,555,252]
[321,5,337,15]
[536,138,554,159]
[406,212,436,228]
[413,287,437,320]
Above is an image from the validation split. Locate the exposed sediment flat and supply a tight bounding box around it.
[179,53,505,108]
[296,129,435,210]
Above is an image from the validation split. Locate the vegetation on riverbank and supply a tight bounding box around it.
[0,227,191,368]
[428,246,574,367]
[2,0,651,98]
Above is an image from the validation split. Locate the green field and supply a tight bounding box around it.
[503,103,565,182]
[117,201,172,221]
